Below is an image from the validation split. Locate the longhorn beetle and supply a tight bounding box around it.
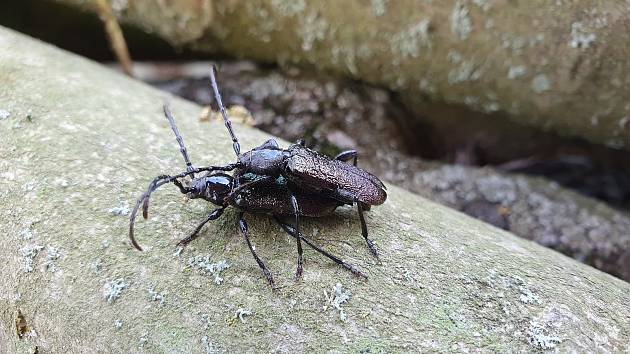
[129,105,366,285]
[129,65,386,284]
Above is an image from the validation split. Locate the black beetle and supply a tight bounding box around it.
[129,106,366,285]
[204,66,387,273]
[129,66,387,284]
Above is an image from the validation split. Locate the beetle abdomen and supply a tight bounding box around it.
[234,178,340,217]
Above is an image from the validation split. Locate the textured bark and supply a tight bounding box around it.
[54,0,630,150]
[1,27,630,353]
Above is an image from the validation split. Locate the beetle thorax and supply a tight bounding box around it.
[238,149,288,176]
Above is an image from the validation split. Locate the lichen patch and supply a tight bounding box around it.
[324,282,352,321]
[531,74,551,93]
[451,1,472,40]
[187,255,230,285]
[391,19,432,61]
[569,22,596,49]
[103,278,129,304]
[18,243,44,273]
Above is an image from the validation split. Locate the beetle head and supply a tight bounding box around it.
[187,173,234,206]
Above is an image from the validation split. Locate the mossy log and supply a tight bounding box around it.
[53,0,630,150]
[1,27,629,353]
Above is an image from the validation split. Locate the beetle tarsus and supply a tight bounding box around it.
[358,202,379,258]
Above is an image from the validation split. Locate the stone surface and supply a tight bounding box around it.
[1,27,629,353]
[52,0,630,150]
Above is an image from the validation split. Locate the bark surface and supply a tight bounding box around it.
[54,0,630,150]
[1,28,629,353]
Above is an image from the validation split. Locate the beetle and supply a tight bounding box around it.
[129,105,366,286]
[129,65,387,283]
[203,66,387,276]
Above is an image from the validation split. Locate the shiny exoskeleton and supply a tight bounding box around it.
[129,66,387,285]
[237,140,387,206]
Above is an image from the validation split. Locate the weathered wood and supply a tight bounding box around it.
[54,0,630,150]
[0,27,629,353]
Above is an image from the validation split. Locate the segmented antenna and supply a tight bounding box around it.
[209,65,241,156]
[128,163,240,251]
[163,104,194,173]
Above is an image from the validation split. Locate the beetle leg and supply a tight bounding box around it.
[335,187,379,258]
[335,149,358,166]
[239,212,275,286]
[274,217,367,278]
[176,207,225,247]
[357,202,379,258]
[289,195,304,278]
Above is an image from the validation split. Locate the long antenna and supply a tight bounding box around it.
[129,163,240,251]
[163,104,194,173]
[209,65,241,156]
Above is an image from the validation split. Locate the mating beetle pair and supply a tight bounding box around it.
[129,66,387,286]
